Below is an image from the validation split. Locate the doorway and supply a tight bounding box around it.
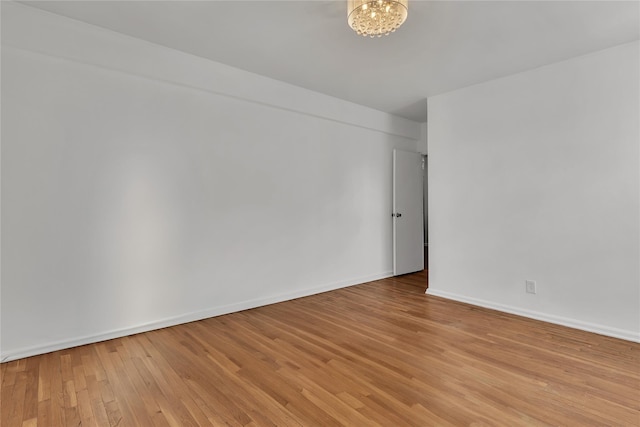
[423,155,429,288]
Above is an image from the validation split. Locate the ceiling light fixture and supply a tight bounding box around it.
[347,0,408,38]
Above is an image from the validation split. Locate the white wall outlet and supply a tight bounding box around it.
[525,280,537,294]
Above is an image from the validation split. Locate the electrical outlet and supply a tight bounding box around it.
[525,280,537,294]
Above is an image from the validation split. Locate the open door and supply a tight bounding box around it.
[393,150,424,275]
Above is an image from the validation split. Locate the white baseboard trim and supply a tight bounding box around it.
[1,271,393,363]
[425,288,640,343]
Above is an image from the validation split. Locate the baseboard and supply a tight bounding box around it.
[425,288,640,343]
[1,271,393,363]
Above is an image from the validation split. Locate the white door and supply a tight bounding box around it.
[393,150,424,275]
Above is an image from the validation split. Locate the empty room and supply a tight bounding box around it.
[1,0,639,425]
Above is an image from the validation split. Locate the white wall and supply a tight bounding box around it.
[428,41,639,341]
[0,3,421,361]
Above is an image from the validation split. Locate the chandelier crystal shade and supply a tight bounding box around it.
[347,0,408,37]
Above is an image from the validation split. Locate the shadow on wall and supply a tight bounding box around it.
[390,99,428,123]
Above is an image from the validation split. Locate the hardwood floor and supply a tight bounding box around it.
[2,270,639,426]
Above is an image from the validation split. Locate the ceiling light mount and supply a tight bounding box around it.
[347,0,408,38]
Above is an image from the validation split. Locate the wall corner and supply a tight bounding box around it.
[417,122,428,154]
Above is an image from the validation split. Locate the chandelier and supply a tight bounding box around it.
[347,0,408,37]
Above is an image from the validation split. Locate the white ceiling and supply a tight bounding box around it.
[20,1,640,122]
